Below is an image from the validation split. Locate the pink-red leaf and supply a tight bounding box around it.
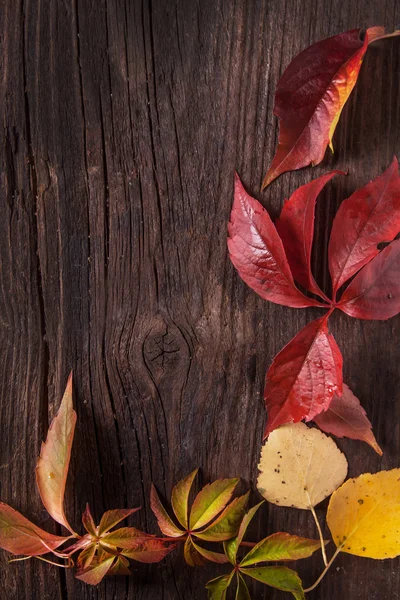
[228,174,324,308]
[97,508,139,536]
[0,503,70,556]
[76,556,115,585]
[338,239,400,320]
[82,504,97,536]
[313,383,382,455]
[121,538,176,563]
[262,27,395,187]
[276,171,343,298]
[101,526,155,549]
[264,316,343,437]
[150,484,185,537]
[171,469,198,529]
[36,373,77,534]
[107,556,131,576]
[329,158,400,295]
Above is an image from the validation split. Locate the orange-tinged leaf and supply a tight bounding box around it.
[97,508,139,535]
[36,373,77,534]
[101,526,154,549]
[313,384,382,455]
[82,504,97,536]
[184,536,206,566]
[107,556,131,576]
[195,492,249,542]
[77,543,97,570]
[239,533,322,567]
[191,539,229,564]
[0,502,70,556]
[327,469,400,559]
[262,27,398,188]
[76,556,115,585]
[190,478,239,531]
[171,469,198,529]
[150,484,185,537]
[122,537,176,563]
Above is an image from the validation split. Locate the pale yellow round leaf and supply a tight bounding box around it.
[327,469,400,559]
[257,422,348,509]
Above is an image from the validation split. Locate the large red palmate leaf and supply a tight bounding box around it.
[314,384,382,455]
[264,316,343,437]
[262,27,391,188]
[228,174,324,308]
[276,170,343,298]
[338,239,400,320]
[329,157,400,296]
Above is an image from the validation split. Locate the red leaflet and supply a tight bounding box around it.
[329,158,400,295]
[262,27,393,188]
[314,384,382,455]
[338,239,400,320]
[264,316,343,437]
[228,174,324,308]
[276,171,343,299]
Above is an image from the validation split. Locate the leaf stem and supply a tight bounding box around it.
[303,547,341,593]
[309,504,328,566]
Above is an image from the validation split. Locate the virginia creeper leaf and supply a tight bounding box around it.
[0,502,70,556]
[276,171,343,297]
[228,174,324,308]
[101,527,155,549]
[76,556,115,585]
[236,573,251,600]
[184,536,206,566]
[327,469,400,559]
[257,423,348,509]
[107,556,131,576]
[264,316,343,436]
[329,157,400,294]
[262,27,395,188]
[206,573,234,600]
[313,383,382,455]
[338,239,400,319]
[240,566,305,599]
[97,508,139,535]
[77,543,97,570]
[239,532,322,567]
[191,539,229,564]
[82,504,97,536]
[36,373,77,534]
[190,478,239,531]
[150,484,185,537]
[171,469,198,529]
[195,492,249,542]
[121,538,175,563]
[224,502,264,565]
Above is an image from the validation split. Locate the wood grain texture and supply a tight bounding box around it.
[0,0,399,598]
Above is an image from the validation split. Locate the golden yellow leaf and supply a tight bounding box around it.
[257,423,347,509]
[327,469,400,559]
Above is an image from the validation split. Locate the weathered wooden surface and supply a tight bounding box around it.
[0,0,399,598]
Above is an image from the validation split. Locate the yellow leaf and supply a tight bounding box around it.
[327,469,400,559]
[257,423,347,509]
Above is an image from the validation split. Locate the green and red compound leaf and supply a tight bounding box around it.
[190,478,239,531]
[239,533,323,567]
[97,508,140,536]
[36,372,77,535]
[195,492,250,542]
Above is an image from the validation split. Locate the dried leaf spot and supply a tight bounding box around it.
[358,499,364,505]
[48,472,55,479]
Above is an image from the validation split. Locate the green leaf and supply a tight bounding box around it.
[183,536,205,566]
[171,469,198,529]
[240,533,322,567]
[191,539,229,564]
[150,484,185,537]
[206,573,234,600]
[196,492,249,542]
[240,566,305,599]
[236,573,251,600]
[190,478,239,531]
[224,501,264,564]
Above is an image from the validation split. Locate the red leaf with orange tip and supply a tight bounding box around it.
[0,503,70,556]
[276,171,343,298]
[338,239,400,320]
[264,316,343,437]
[329,158,400,296]
[36,372,77,535]
[228,174,325,308]
[313,384,382,455]
[262,27,398,188]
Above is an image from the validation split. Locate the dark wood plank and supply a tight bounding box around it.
[0,0,399,598]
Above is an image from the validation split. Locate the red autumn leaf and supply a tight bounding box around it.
[262,27,397,188]
[329,157,400,296]
[338,239,400,320]
[228,174,325,308]
[0,503,70,556]
[150,484,185,537]
[36,372,77,535]
[276,171,343,299]
[121,537,176,563]
[264,316,343,437]
[97,508,139,535]
[313,384,382,455]
[82,504,97,536]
